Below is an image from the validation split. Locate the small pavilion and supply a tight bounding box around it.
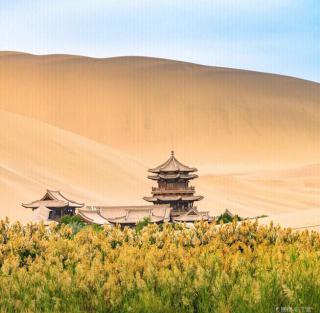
[22,190,84,221]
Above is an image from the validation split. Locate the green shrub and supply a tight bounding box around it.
[60,215,85,226]
[216,212,242,224]
[135,217,151,232]
[59,215,86,234]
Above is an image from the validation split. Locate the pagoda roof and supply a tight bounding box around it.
[149,151,197,173]
[143,195,203,202]
[22,189,84,209]
[148,173,198,180]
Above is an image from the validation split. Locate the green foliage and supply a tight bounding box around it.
[256,214,268,218]
[135,217,151,232]
[216,212,242,224]
[59,215,86,226]
[59,215,86,234]
[90,224,103,232]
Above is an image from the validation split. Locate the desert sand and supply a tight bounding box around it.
[0,51,319,222]
[258,207,320,231]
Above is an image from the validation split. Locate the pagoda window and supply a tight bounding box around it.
[167,182,176,189]
[181,182,187,189]
[159,181,166,189]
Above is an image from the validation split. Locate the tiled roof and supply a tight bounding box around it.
[149,151,197,173]
[80,204,172,225]
[42,190,84,207]
[172,208,210,222]
[23,190,84,209]
[148,173,198,180]
[77,209,111,225]
[143,195,203,202]
[22,199,68,208]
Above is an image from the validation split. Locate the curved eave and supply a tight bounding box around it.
[77,209,110,225]
[180,174,198,180]
[143,195,203,202]
[22,200,68,208]
[143,196,157,202]
[148,168,197,174]
[192,195,204,201]
[62,201,85,208]
[107,217,165,225]
[147,175,160,180]
[148,174,198,180]
[158,174,198,180]
[68,203,85,208]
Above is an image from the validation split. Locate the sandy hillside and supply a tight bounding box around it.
[198,165,320,217]
[0,51,319,221]
[0,109,149,221]
[258,207,320,231]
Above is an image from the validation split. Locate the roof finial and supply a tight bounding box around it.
[171,150,174,156]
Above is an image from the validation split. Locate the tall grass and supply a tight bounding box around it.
[0,219,319,312]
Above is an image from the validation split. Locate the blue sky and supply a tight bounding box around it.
[0,0,319,82]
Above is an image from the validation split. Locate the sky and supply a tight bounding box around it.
[0,0,319,82]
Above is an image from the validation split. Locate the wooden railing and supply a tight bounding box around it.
[152,186,195,194]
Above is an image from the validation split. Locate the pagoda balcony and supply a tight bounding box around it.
[151,186,195,195]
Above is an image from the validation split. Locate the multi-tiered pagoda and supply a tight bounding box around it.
[143,151,204,214]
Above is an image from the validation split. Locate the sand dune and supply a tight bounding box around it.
[1,51,319,165]
[198,165,320,217]
[0,52,319,221]
[258,207,320,231]
[0,110,148,221]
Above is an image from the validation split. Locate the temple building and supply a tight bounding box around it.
[143,151,209,222]
[23,153,211,225]
[144,151,204,211]
[22,190,84,221]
